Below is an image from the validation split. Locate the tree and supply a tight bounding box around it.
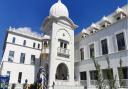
[92,57,106,89]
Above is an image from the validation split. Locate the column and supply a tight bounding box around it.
[87,70,91,88]
[84,45,89,60]
[95,41,100,57]
[113,67,120,88]
[108,36,115,54]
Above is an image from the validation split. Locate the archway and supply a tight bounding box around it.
[56,63,69,80]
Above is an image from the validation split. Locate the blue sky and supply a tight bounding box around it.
[0,0,127,61]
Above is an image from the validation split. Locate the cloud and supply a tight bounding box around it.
[9,27,43,38]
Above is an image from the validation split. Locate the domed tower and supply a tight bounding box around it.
[41,0,78,89]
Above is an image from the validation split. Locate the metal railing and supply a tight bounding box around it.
[80,80,87,87]
[119,79,128,88]
[90,80,98,86]
[57,47,70,58]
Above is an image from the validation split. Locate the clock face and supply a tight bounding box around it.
[56,29,71,42]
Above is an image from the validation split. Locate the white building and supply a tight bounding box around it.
[75,5,128,89]
[0,0,128,89]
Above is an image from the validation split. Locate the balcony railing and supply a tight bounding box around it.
[80,80,87,87]
[119,79,128,88]
[57,47,70,58]
[90,80,98,86]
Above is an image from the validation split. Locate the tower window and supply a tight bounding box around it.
[116,32,126,51]
[23,40,26,46]
[12,37,16,43]
[101,39,108,55]
[59,41,68,49]
[89,44,95,58]
[20,53,25,63]
[8,51,14,62]
[80,48,84,60]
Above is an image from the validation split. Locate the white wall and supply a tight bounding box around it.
[1,32,42,84]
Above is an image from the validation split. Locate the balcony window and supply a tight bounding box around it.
[12,37,16,43]
[80,48,84,60]
[116,32,126,51]
[31,55,35,65]
[23,40,26,46]
[89,44,95,58]
[8,51,14,62]
[20,53,25,63]
[101,39,108,55]
[80,71,87,80]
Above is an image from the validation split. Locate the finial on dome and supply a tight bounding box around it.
[58,0,61,3]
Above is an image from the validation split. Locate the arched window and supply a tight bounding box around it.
[44,41,48,48]
[56,63,69,80]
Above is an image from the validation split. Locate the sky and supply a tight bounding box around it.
[0,0,127,61]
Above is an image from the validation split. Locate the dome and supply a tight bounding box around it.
[49,0,69,17]
[116,7,124,14]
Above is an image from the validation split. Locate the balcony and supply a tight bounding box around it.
[41,48,49,54]
[90,80,98,86]
[57,47,70,58]
[80,80,87,87]
[119,79,128,88]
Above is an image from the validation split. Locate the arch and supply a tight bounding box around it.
[56,63,69,80]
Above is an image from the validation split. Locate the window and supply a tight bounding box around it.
[12,37,16,43]
[116,33,126,51]
[18,72,22,83]
[44,41,48,48]
[89,44,95,58]
[23,40,26,46]
[118,67,128,79]
[80,48,84,60]
[102,69,114,79]
[7,71,11,76]
[33,43,36,48]
[38,44,40,49]
[31,55,35,65]
[20,53,25,63]
[8,51,14,62]
[80,72,87,80]
[60,42,63,48]
[101,39,108,55]
[64,43,67,49]
[90,70,98,80]
[60,41,68,49]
